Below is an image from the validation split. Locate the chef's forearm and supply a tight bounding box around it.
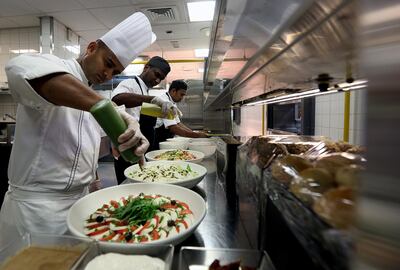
[112,93,153,108]
[29,73,103,111]
[178,123,193,132]
[168,124,200,138]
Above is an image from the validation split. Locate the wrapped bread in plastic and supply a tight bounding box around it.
[322,140,341,153]
[313,186,355,229]
[271,155,313,185]
[346,145,366,155]
[315,152,365,176]
[336,141,354,152]
[335,164,364,188]
[290,168,336,205]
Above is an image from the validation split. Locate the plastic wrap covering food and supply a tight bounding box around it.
[303,140,367,158]
[236,137,287,199]
[271,152,365,225]
[235,136,288,248]
[270,155,313,185]
[264,171,353,270]
[262,151,365,269]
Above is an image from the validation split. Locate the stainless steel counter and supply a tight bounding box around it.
[171,154,257,268]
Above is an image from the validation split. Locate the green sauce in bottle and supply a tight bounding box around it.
[90,99,140,163]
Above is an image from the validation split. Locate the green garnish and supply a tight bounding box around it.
[186,165,192,172]
[112,197,158,226]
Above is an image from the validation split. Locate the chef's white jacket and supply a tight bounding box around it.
[0,54,101,247]
[155,92,180,129]
[111,76,148,121]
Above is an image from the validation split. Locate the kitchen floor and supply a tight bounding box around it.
[97,161,118,188]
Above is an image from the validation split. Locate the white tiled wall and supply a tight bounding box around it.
[0,27,40,119]
[0,20,80,120]
[315,90,366,145]
[0,27,40,83]
[53,19,80,59]
[233,105,264,136]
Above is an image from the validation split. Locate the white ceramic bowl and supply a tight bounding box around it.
[167,137,192,143]
[124,160,207,189]
[190,138,215,143]
[67,183,207,253]
[188,142,217,158]
[145,149,204,163]
[159,141,188,150]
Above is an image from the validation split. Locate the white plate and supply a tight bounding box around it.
[67,183,207,253]
[145,149,204,163]
[188,142,217,159]
[124,161,207,189]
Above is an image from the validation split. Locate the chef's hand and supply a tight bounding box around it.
[196,131,209,138]
[117,109,149,157]
[150,96,181,118]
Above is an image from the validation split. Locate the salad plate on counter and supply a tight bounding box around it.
[67,183,207,254]
[124,161,207,189]
[145,149,204,163]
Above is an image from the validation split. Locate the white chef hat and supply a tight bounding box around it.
[100,12,156,68]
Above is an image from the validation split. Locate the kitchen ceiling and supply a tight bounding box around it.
[0,0,212,53]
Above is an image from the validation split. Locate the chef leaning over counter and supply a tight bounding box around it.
[0,12,157,247]
[154,80,208,149]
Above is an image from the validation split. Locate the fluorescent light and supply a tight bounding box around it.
[194,48,209,58]
[243,80,368,106]
[9,49,38,54]
[63,45,80,54]
[187,1,216,22]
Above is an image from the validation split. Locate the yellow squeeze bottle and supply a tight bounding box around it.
[140,102,175,119]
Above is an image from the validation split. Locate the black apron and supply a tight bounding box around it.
[114,76,157,184]
[134,76,157,152]
[154,92,175,150]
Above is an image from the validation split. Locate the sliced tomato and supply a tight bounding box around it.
[100,232,116,241]
[137,220,151,235]
[176,219,188,229]
[110,200,119,209]
[86,221,110,229]
[114,228,128,234]
[121,197,128,205]
[144,195,154,199]
[87,228,109,237]
[177,201,189,209]
[161,203,178,209]
[116,234,126,242]
[180,209,193,215]
[151,229,160,240]
[139,236,149,242]
[113,220,128,226]
[153,215,160,227]
[175,226,180,233]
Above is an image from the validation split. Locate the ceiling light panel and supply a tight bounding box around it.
[187,1,216,22]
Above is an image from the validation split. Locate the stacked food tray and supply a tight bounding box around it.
[0,234,276,270]
[236,135,365,270]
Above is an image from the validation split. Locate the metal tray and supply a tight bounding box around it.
[179,246,275,270]
[0,233,94,269]
[74,243,174,270]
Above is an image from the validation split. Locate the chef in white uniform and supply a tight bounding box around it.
[0,12,155,247]
[154,80,208,149]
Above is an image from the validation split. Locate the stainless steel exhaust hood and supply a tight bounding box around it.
[204,0,359,110]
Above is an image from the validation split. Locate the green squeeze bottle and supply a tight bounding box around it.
[90,99,140,164]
